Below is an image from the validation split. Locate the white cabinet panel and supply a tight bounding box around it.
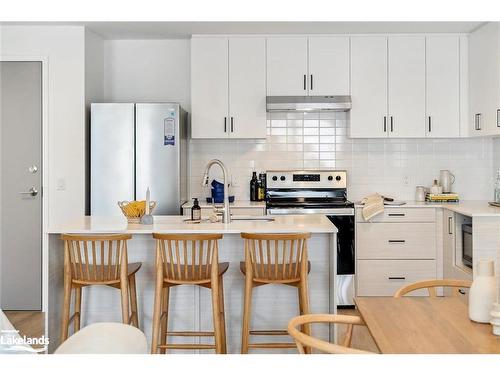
[191,37,229,138]
[349,36,388,138]
[469,23,500,136]
[426,36,460,138]
[388,36,426,138]
[266,37,308,96]
[355,207,436,223]
[357,259,437,297]
[229,37,267,139]
[308,36,349,96]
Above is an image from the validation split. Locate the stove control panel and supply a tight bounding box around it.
[266,170,347,189]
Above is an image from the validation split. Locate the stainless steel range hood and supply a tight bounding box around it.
[266,96,352,112]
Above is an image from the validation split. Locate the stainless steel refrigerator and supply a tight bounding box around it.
[90,103,187,216]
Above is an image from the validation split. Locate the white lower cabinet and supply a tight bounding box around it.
[357,259,437,296]
[356,207,438,297]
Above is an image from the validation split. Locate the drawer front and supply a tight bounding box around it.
[357,223,436,259]
[357,259,437,296]
[355,207,435,223]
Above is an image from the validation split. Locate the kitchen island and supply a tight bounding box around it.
[46,215,337,353]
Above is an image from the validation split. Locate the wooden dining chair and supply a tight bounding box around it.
[240,232,311,353]
[394,279,472,298]
[60,234,141,343]
[287,314,373,354]
[151,233,228,354]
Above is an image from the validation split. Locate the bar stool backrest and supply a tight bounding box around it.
[60,234,132,283]
[240,232,311,283]
[152,233,223,283]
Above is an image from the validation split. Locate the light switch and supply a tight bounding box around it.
[56,178,66,191]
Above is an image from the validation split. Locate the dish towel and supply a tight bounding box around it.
[361,193,385,221]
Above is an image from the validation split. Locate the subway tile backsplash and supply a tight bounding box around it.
[189,112,494,202]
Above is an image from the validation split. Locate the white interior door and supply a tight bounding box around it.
[308,36,350,96]
[228,37,267,139]
[349,36,388,138]
[191,37,229,138]
[0,61,42,310]
[388,36,426,138]
[266,37,308,96]
[426,36,460,138]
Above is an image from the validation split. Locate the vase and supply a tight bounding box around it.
[469,259,496,323]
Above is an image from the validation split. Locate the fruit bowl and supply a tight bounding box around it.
[118,200,156,224]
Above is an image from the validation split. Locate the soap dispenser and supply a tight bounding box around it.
[191,198,201,221]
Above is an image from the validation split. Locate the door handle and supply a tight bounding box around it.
[388,240,406,243]
[388,213,405,217]
[310,74,313,91]
[19,187,38,197]
[224,117,227,132]
[448,216,453,235]
[497,109,500,128]
[390,116,394,132]
[428,116,432,133]
[230,117,234,132]
[475,113,482,131]
[388,276,406,280]
[303,74,307,91]
[383,116,387,132]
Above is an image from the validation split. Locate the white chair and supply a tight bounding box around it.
[55,322,147,354]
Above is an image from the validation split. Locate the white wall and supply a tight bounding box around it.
[103,39,190,110]
[1,25,86,226]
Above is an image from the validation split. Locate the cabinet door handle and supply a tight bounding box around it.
[224,117,227,132]
[475,113,482,131]
[428,116,432,133]
[383,116,387,132]
[310,74,313,91]
[497,109,500,128]
[303,74,307,91]
[390,116,394,132]
[458,289,466,295]
[388,213,405,217]
[388,276,406,280]
[230,117,234,133]
[448,216,453,235]
[388,240,406,243]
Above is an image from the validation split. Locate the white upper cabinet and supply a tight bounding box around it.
[267,37,308,96]
[387,36,426,138]
[191,36,267,139]
[191,37,229,138]
[425,36,460,138]
[469,22,500,136]
[266,36,350,96]
[308,36,350,95]
[228,37,267,138]
[349,36,388,138]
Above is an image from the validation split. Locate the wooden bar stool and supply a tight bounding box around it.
[240,232,312,353]
[151,233,228,354]
[60,234,141,343]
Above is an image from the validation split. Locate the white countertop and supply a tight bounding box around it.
[47,215,337,234]
[354,200,500,217]
[181,200,266,209]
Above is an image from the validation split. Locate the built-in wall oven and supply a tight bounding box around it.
[265,170,355,307]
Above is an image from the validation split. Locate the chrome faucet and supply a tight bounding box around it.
[202,159,231,224]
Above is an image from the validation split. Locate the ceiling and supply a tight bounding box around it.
[3,21,486,39]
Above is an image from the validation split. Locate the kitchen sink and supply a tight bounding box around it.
[231,216,275,222]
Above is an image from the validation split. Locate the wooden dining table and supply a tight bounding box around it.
[355,297,500,354]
